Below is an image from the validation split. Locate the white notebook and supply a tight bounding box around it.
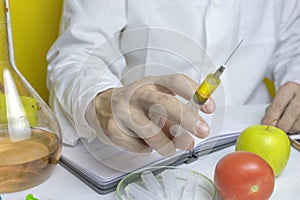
[59,105,266,194]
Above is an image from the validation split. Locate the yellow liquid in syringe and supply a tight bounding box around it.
[193,66,224,105]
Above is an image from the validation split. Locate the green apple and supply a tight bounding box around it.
[236,125,290,177]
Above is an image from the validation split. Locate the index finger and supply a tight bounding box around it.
[150,74,198,100]
[150,74,216,114]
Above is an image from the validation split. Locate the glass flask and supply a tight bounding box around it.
[0,0,62,193]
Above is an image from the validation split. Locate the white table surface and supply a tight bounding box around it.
[2,145,300,199]
[2,105,300,199]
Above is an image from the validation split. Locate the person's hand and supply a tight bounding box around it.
[92,74,215,157]
[262,81,300,134]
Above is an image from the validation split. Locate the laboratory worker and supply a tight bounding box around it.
[47,0,300,157]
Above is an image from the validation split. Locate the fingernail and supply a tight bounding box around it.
[194,120,209,137]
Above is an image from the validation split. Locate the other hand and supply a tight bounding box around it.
[262,81,300,133]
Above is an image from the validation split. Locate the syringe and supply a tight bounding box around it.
[193,40,244,105]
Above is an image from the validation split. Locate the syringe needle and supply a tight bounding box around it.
[224,39,244,66]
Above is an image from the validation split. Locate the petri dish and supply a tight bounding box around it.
[116,166,217,200]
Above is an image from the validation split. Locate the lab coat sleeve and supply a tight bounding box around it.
[46,0,127,145]
[270,0,300,89]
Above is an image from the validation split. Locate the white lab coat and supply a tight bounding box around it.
[47,0,300,146]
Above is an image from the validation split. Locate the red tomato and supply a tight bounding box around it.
[214,151,275,200]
